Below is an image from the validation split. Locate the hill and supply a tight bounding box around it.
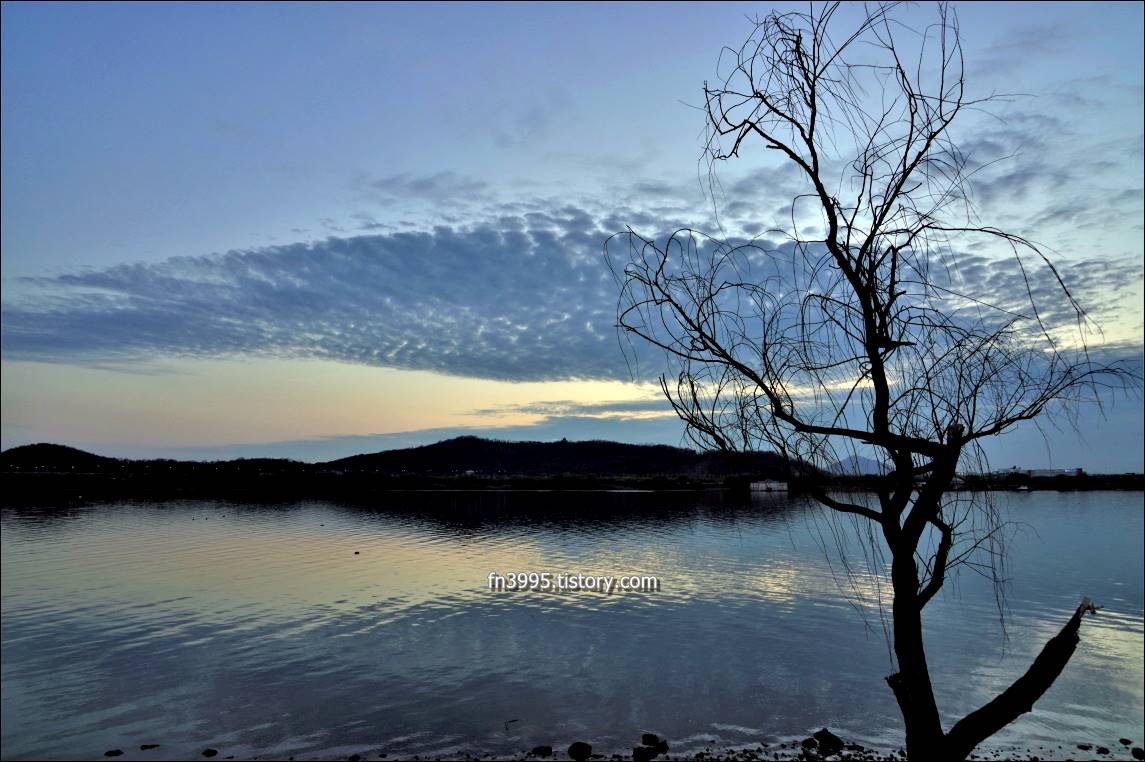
[3,438,1139,499]
[0,437,789,499]
[829,455,888,476]
[0,442,122,471]
[0,443,302,475]
[325,436,784,477]
[1,437,782,477]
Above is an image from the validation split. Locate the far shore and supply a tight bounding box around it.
[3,470,1142,504]
[3,439,1141,503]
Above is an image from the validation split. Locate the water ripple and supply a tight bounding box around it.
[2,491,1141,760]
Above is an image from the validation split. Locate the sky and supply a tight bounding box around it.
[1,1,1142,471]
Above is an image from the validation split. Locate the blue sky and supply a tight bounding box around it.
[2,2,1142,470]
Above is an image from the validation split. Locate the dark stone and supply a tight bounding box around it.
[641,734,660,747]
[140,745,161,751]
[813,728,844,756]
[1078,744,1093,751]
[104,752,124,758]
[1096,748,1110,755]
[800,737,818,750]
[1130,747,1144,761]
[568,741,592,762]
[202,750,219,758]
[349,755,361,762]
[632,746,656,762]
[654,740,669,755]
[1121,739,1134,746]
[530,746,553,758]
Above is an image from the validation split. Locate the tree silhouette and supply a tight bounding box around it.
[607,3,1132,759]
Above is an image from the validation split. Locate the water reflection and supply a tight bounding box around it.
[2,491,1142,760]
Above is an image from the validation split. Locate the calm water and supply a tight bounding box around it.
[2,491,1142,760]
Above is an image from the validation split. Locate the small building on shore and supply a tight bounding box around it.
[750,479,788,493]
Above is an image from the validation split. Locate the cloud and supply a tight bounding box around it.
[491,88,571,148]
[967,21,1075,78]
[3,121,1142,393]
[1,211,645,382]
[3,192,1141,386]
[469,398,675,418]
[355,171,492,207]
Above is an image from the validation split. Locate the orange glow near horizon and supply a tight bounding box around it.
[0,358,669,451]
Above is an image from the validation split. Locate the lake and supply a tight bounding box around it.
[2,490,1142,760]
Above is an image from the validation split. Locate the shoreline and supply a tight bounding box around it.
[84,731,1145,762]
[4,471,1143,504]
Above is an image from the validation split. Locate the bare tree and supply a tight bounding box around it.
[607,3,1132,759]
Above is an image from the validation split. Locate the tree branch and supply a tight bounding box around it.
[945,599,1100,759]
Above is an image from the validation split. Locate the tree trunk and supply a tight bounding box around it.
[885,554,1097,762]
[886,555,947,759]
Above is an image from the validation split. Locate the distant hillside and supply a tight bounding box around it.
[326,436,785,477]
[829,455,888,476]
[3,438,1140,499]
[0,443,303,474]
[1,437,786,479]
[0,443,121,470]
